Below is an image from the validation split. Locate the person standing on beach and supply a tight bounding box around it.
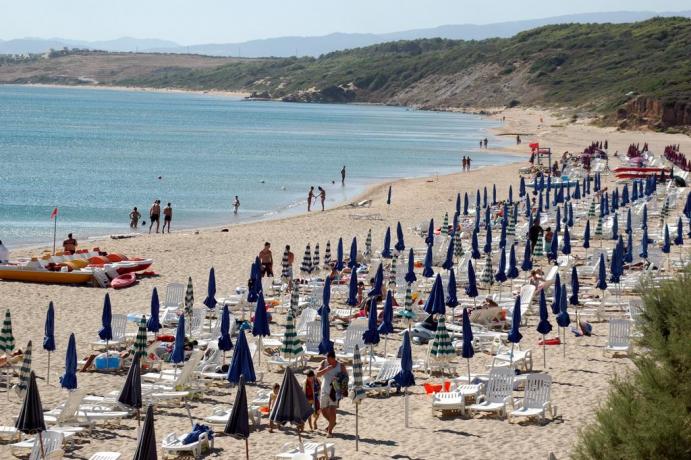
[307,186,315,212]
[341,166,346,186]
[318,186,326,211]
[285,245,295,289]
[479,140,483,148]
[129,207,141,229]
[466,156,471,170]
[162,203,173,233]
[317,351,348,437]
[259,242,273,277]
[149,200,161,234]
[232,196,240,214]
[528,220,544,254]
[483,138,488,148]
[62,233,77,254]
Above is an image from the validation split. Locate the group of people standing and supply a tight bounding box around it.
[128,200,173,234]
[461,155,473,171]
[307,186,327,212]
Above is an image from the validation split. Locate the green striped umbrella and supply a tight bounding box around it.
[280,312,302,360]
[660,197,670,222]
[480,254,494,286]
[184,277,194,336]
[400,284,416,324]
[587,199,597,218]
[453,232,464,258]
[507,214,516,237]
[312,243,320,272]
[595,215,604,237]
[364,229,372,258]
[441,212,449,236]
[281,247,291,281]
[323,240,332,269]
[290,283,300,314]
[0,309,14,353]
[133,317,148,361]
[389,255,398,286]
[16,340,32,398]
[430,316,455,359]
[300,244,313,274]
[351,344,366,451]
[533,235,545,257]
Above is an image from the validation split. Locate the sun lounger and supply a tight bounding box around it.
[509,374,554,424]
[161,431,213,459]
[203,405,261,427]
[362,358,401,396]
[275,441,335,460]
[89,453,121,460]
[467,367,514,418]
[12,430,65,460]
[90,314,128,350]
[431,384,483,416]
[491,345,533,372]
[42,390,130,428]
[603,319,632,356]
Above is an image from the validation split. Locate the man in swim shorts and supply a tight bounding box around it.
[162,203,172,233]
[259,242,273,277]
[149,200,161,234]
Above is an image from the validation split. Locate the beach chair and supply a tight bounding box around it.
[295,308,318,336]
[161,431,213,459]
[303,321,322,356]
[467,367,514,418]
[275,441,335,460]
[142,351,203,390]
[90,314,128,350]
[509,374,554,424]
[603,320,632,356]
[363,358,401,396]
[540,266,559,291]
[203,405,261,427]
[27,431,64,460]
[491,344,533,372]
[89,453,121,460]
[163,283,185,309]
[43,389,130,428]
[431,383,483,416]
[335,319,367,358]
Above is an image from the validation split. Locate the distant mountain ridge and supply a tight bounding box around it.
[1,10,690,57]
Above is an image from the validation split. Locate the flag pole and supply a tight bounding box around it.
[52,212,58,255]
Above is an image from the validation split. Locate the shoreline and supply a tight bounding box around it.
[12,82,251,99]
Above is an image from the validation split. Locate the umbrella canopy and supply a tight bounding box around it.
[583,220,591,249]
[596,254,608,291]
[562,225,572,255]
[519,177,526,197]
[483,225,492,254]
[248,258,262,302]
[484,206,491,229]
[454,230,464,259]
[394,331,415,388]
[461,308,474,358]
[368,263,384,298]
[475,189,481,209]
[184,277,194,317]
[536,290,552,335]
[507,296,522,343]
[662,224,671,254]
[281,247,291,280]
[313,243,320,269]
[551,275,562,315]
[521,239,533,272]
[133,317,147,360]
[300,244,313,274]
[641,204,648,230]
[425,219,435,247]
[378,291,395,335]
[567,202,574,227]
[499,216,507,249]
[351,345,367,403]
[281,311,302,359]
[362,298,380,345]
[625,231,634,264]
[611,213,619,240]
[424,274,446,315]
[118,358,142,410]
[555,207,562,233]
[480,254,494,286]
[471,229,481,260]
[492,184,497,205]
[684,191,691,218]
[441,236,455,270]
[548,230,559,261]
[228,330,256,384]
[290,283,300,314]
[465,260,479,298]
[455,193,461,215]
[170,315,186,365]
[60,333,78,390]
[430,316,454,360]
[98,293,113,341]
[43,302,56,352]
[422,245,434,278]
[405,248,417,284]
[269,367,314,426]
[364,229,372,258]
[625,208,632,235]
[640,227,650,259]
[381,227,392,258]
[495,248,507,283]
[441,213,449,236]
[348,237,358,270]
[347,271,359,306]
[507,245,519,279]
[464,192,470,215]
[323,240,332,268]
[508,184,514,203]
[318,292,334,355]
[621,184,629,206]
[16,340,32,398]
[252,293,271,337]
[147,288,162,333]
[225,374,250,440]
[386,185,392,205]
[15,371,46,434]
[446,268,459,309]
[133,405,157,460]
[335,238,344,271]
[675,216,684,245]
[395,222,405,252]
[556,284,571,328]
[203,267,217,310]
[218,305,233,352]
[570,266,580,305]
[483,187,488,208]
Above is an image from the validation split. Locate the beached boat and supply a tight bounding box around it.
[0,264,93,285]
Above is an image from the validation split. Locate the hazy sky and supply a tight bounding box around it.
[2,0,688,44]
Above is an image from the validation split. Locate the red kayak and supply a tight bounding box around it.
[111,273,137,289]
[613,167,668,173]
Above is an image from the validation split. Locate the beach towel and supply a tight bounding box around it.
[182,423,214,445]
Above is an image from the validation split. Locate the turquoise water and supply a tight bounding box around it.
[0,85,513,248]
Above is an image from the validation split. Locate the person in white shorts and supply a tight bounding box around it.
[317,350,346,437]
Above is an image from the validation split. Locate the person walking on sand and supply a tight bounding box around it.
[129,207,141,229]
[149,200,161,234]
[62,233,77,254]
[341,165,346,186]
[479,140,483,148]
[317,351,348,437]
[483,138,488,148]
[462,156,467,171]
[162,203,173,233]
[259,242,273,277]
[307,186,315,212]
[285,245,295,289]
[304,369,321,431]
[318,186,326,211]
[232,195,240,215]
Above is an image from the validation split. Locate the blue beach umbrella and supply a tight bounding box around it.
[422,245,434,278]
[203,267,217,310]
[495,248,507,284]
[555,207,561,233]
[98,293,113,342]
[684,191,691,218]
[335,238,344,271]
[484,206,491,229]
[463,192,469,215]
[227,330,256,384]
[394,329,415,424]
[662,224,671,254]
[424,274,446,315]
[610,239,623,283]
[524,194,532,218]
[570,265,580,305]
[551,275,561,315]
[622,184,629,207]
[499,217,507,249]
[381,227,392,258]
[537,290,552,335]
[641,204,648,230]
[625,208,632,234]
[625,231,634,263]
[545,187,550,210]
[170,315,186,365]
[508,185,513,204]
[368,263,384,297]
[507,245,519,280]
[474,207,481,233]
[583,220,591,250]
[475,189,481,209]
[471,229,481,260]
[252,293,271,337]
[386,185,392,205]
[557,284,570,329]
[492,184,497,206]
[43,302,56,353]
[395,222,405,252]
[675,216,684,246]
[567,203,574,227]
[483,225,492,254]
[218,305,233,352]
[539,175,545,192]
[507,296,522,364]
[483,187,488,208]
[631,181,639,202]
[362,297,380,345]
[596,254,607,291]
[147,288,161,333]
[425,219,434,246]
[548,230,559,261]
[574,180,581,200]
[465,260,479,302]
[611,213,619,240]
[538,189,544,214]
[59,333,78,390]
[562,225,571,256]
[460,307,474,379]
[519,177,526,197]
[442,237,454,270]
[378,290,395,335]
[640,228,649,259]
[455,193,461,215]
[446,268,459,310]
[348,237,358,269]
[404,248,417,284]
[318,295,334,355]
[521,239,533,273]
[347,270,359,306]
[247,258,261,303]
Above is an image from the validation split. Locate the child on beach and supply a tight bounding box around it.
[305,370,321,431]
[129,207,141,229]
[268,383,280,432]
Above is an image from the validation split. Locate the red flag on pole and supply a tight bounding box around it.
[50,207,58,220]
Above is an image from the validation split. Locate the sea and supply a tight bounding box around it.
[0,85,515,248]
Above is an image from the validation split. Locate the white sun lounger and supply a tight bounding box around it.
[89,453,122,460]
[431,384,483,416]
[467,367,514,418]
[161,431,213,459]
[90,314,128,350]
[275,441,335,460]
[603,319,632,356]
[509,374,554,424]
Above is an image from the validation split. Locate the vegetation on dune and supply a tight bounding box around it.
[572,270,691,460]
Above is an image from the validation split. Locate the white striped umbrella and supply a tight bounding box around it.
[184,277,194,336]
[300,244,313,274]
[323,240,332,269]
[533,235,545,257]
[280,312,302,361]
[453,232,464,258]
[351,344,366,451]
[587,198,597,218]
[133,317,147,361]
[364,229,372,257]
[388,255,398,286]
[281,247,291,281]
[0,309,14,353]
[290,283,300,315]
[16,340,32,398]
[312,243,320,271]
[480,254,494,286]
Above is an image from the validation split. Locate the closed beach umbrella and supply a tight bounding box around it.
[632,181,639,202]
[625,208,632,235]
[480,254,494,287]
[395,222,405,252]
[60,333,77,390]
[508,184,513,204]
[228,330,256,384]
[662,224,671,254]
[441,212,449,237]
[43,302,56,384]
[455,193,461,215]
[252,292,270,337]
[570,266,580,305]
[225,375,250,459]
[610,240,623,284]
[248,259,261,302]
[519,177,526,197]
[483,187,488,208]
[98,293,113,342]
[184,277,194,318]
[684,191,691,218]
[507,245,519,280]
[551,275,561,315]
[300,244,313,274]
[387,185,392,205]
[495,248,507,284]
[395,330,415,427]
[290,284,300,314]
[378,290,394,335]
[133,405,157,460]
[347,271,359,307]
[425,219,434,247]
[269,367,314,434]
[118,358,142,421]
[596,254,608,291]
[555,207,561,233]
[463,192,469,215]
[351,344,366,449]
[557,284,570,357]
[405,248,417,284]
[499,216,507,249]
[583,220,591,251]
[507,296,522,365]
[430,315,454,362]
[16,340,32,398]
[389,250,398,287]
[281,247,290,280]
[611,213,619,240]
[625,231,634,264]
[471,229,481,260]
[621,184,629,206]
[147,288,161,333]
[525,193,532,218]
[548,229,559,261]
[424,274,446,315]
[454,231,464,259]
[381,227,392,258]
[348,237,358,270]
[335,238,344,271]
[492,184,497,206]
[474,206,481,233]
[323,240,332,268]
[362,298,380,346]
[484,206,491,229]
[442,236,454,270]
[461,308,474,380]
[567,202,574,227]
[521,239,533,273]
[203,267,217,310]
[574,180,581,200]
[562,225,571,256]
[422,245,434,278]
[133,317,147,361]
[15,371,46,437]
[446,268,459,312]
[545,187,550,210]
[313,243,320,269]
[483,225,492,254]
[218,305,233,353]
[465,259,479,301]
[675,216,684,246]
[536,290,552,368]
[641,204,648,230]
[640,227,649,259]
[368,263,384,298]
[403,285,415,323]
[170,315,186,365]
[318,295,333,355]
[476,189,481,209]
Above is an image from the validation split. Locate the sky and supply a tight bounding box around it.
[2,0,688,44]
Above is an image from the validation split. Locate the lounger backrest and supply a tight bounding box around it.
[111,314,128,341]
[544,266,559,283]
[175,351,203,387]
[523,374,551,409]
[164,283,185,308]
[304,321,321,352]
[29,431,64,460]
[296,309,317,334]
[519,285,536,313]
[190,308,205,336]
[57,389,86,424]
[628,300,643,325]
[342,325,366,354]
[486,367,514,403]
[608,320,631,348]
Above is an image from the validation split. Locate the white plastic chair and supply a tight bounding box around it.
[509,374,553,424]
[467,367,514,418]
[603,320,632,356]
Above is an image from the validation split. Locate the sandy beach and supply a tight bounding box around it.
[1,107,689,460]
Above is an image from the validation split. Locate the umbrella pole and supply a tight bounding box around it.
[105,340,109,370]
[562,328,566,358]
[38,431,45,460]
[384,335,388,357]
[466,358,471,383]
[355,404,360,451]
[542,334,546,369]
[257,336,263,367]
[185,399,194,429]
[509,342,514,366]
[46,352,51,385]
[404,387,409,428]
[245,438,249,460]
[369,345,373,377]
